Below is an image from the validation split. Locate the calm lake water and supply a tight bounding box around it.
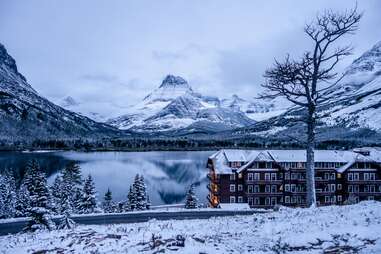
[0,151,214,206]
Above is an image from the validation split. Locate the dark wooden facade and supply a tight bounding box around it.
[207,150,381,208]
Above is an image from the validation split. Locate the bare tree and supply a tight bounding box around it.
[261,7,361,207]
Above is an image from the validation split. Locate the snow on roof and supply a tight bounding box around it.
[268,150,357,163]
[221,149,251,162]
[210,148,381,174]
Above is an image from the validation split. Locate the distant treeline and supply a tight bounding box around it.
[0,137,379,152]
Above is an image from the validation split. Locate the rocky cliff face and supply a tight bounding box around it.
[0,43,119,141]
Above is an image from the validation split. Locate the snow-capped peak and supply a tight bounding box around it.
[159,75,190,89]
[143,74,193,103]
[60,96,80,107]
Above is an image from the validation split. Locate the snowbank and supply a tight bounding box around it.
[0,201,380,253]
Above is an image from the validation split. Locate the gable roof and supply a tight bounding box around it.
[208,148,381,174]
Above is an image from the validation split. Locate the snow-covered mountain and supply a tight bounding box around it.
[0,43,119,141]
[57,96,126,123]
[232,41,381,140]
[320,41,381,131]
[107,75,256,132]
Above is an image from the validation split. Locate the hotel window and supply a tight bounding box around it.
[291,196,297,204]
[330,184,336,192]
[324,173,330,180]
[364,173,369,181]
[230,174,236,181]
[354,185,359,192]
[348,173,353,181]
[331,173,336,180]
[335,162,340,168]
[271,185,277,193]
[230,184,235,192]
[285,172,290,180]
[331,196,336,203]
[271,197,277,205]
[230,196,236,203]
[368,196,374,200]
[291,173,297,180]
[254,197,260,205]
[297,196,302,204]
[265,173,270,181]
[254,173,260,180]
[370,173,375,180]
[354,173,359,181]
[266,162,272,169]
[338,184,342,190]
[364,185,369,192]
[248,185,253,193]
[325,196,330,203]
[291,162,296,168]
[338,195,342,202]
[265,185,270,193]
[285,184,290,192]
[248,173,253,181]
[370,185,375,193]
[271,173,277,181]
[265,197,271,205]
[238,184,243,191]
[291,184,296,193]
[238,196,243,203]
[285,196,290,203]
[254,185,260,193]
[348,185,353,193]
[248,197,253,206]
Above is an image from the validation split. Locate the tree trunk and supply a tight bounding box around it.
[306,107,317,207]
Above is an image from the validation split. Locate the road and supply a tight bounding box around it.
[0,210,266,235]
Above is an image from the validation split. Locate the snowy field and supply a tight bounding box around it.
[0,201,380,253]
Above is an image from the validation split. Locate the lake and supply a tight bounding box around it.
[0,151,214,206]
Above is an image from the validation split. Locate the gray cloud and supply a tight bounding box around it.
[1,0,380,109]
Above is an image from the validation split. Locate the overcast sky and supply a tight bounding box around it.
[1,0,381,108]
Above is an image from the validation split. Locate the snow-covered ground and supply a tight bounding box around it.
[1,201,380,253]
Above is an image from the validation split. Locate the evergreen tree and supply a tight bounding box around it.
[127,185,136,211]
[15,183,30,217]
[24,166,55,232]
[79,174,97,214]
[50,174,63,214]
[185,184,198,209]
[0,172,17,219]
[102,188,114,213]
[57,198,76,230]
[61,162,83,212]
[134,175,147,211]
